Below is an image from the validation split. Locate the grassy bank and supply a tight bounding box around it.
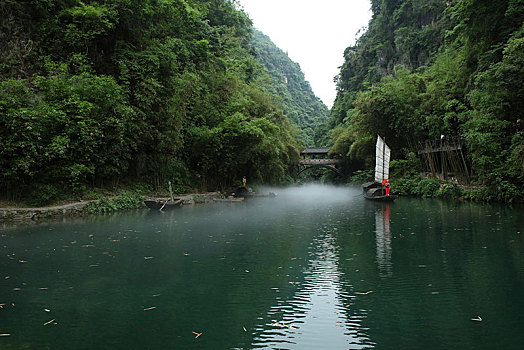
[0,190,147,223]
[85,191,145,214]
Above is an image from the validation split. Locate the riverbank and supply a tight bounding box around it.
[0,201,91,222]
[390,174,524,203]
[0,191,221,223]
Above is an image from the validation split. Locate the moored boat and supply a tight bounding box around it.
[230,186,276,200]
[362,182,397,201]
[362,135,397,201]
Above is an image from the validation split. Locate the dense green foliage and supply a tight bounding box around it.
[0,0,312,204]
[329,0,524,203]
[251,30,329,146]
[86,190,145,214]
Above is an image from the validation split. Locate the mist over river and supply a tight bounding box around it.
[1,185,523,349]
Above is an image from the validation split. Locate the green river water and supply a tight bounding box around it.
[1,185,523,349]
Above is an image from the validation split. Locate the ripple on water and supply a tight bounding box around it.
[251,231,374,349]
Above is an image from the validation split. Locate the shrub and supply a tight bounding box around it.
[350,169,374,184]
[27,184,62,206]
[463,186,494,202]
[437,183,464,199]
[414,178,441,197]
[390,152,421,178]
[391,175,420,195]
[87,191,144,213]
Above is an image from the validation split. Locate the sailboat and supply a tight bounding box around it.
[362,135,397,201]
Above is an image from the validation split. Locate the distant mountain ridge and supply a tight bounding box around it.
[251,30,329,146]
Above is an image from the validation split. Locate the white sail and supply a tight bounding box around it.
[375,135,391,183]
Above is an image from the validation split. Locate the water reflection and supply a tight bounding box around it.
[252,212,372,349]
[375,204,392,277]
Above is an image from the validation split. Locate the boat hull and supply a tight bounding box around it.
[363,194,397,201]
[362,181,397,201]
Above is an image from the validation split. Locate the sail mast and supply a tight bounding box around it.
[382,136,386,181]
[382,137,386,181]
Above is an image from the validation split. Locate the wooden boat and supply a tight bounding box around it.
[144,198,183,210]
[232,186,255,198]
[362,135,397,201]
[362,182,397,201]
[230,186,276,200]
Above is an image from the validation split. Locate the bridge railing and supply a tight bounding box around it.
[300,147,330,156]
[299,158,343,165]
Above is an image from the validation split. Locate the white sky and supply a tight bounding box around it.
[238,0,372,108]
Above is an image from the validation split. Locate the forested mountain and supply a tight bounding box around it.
[329,0,524,202]
[251,30,329,146]
[0,0,315,204]
[2,0,522,204]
